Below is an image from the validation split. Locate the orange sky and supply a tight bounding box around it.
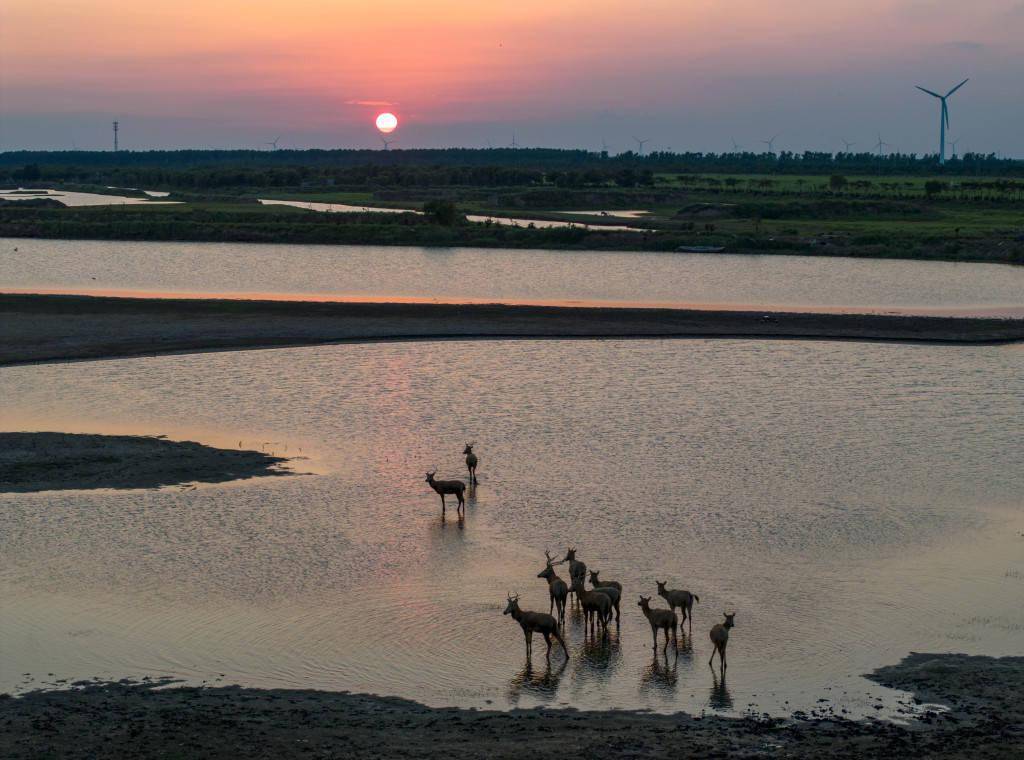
[2,1,1022,152]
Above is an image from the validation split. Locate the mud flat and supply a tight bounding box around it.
[0,432,290,492]
[1,653,1021,759]
[1,293,1022,367]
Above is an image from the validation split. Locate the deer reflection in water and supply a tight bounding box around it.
[640,648,679,695]
[507,659,568,705]
[708,668,734,711]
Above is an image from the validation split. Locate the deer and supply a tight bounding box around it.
[560,547,587,605]
[587,572,621,623]
[571,577,612,634]
[462,443,478,485]
[656,580,700,633]
[638,596,678,651]
[503,593,569,662]
[424,469,465,517]
[537,550,569,624]
[708,613,736,670]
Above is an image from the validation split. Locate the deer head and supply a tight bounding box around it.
[656,580,667,594]
[463,443,475,454]
[538,551,557,579]
[503,593,520,616]
[563,547,576,562]
[425,468,437,483]
[637,595,651,609]
[723,612,736,628]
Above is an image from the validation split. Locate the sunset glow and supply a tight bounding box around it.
[375,113,399,134]
[1,1,1022,152]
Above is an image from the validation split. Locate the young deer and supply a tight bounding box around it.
[462,443,478,485]
[537,550,569,624]
[588,572,621,623]
[503,593,569,662]
[561,547,587,604]
[424,469,465,516]
[571,577,612,633]
[708,613,736,670]
[638,596,678,651]
[656,580,700,633]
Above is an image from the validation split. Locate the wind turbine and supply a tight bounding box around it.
[873,133,891,157]
[915,78,968,164]
[761,134,779,154]
[632,136,649,154]
[841,138,857,152]
[601,137,610,154]
[730,138,743,152]
[949,136,962,158]
[265,136,281,150]
[510,133,520,149]
[380,136,397,150]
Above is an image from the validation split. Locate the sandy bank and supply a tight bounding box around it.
[1,293,1022,367]
[0,432,291,492]
[1,653,1021,759]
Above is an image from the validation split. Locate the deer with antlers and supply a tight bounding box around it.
[503,593,569,662]
[656,580,700,633]
[638,596,678,651]
[462,443,478,485]
[709,613,736,670]
[424,469,465,517]
[537,551,569,624]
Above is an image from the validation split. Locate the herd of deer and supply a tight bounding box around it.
[424,446,737,671]
[507,547,737,671]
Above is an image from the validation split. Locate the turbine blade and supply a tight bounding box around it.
[943,101,950,129]
[915,86,941,98]
[946,78,969,97]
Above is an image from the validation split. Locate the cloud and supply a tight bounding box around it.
[345,100,395,106]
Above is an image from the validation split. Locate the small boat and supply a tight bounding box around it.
[675,245,725,253]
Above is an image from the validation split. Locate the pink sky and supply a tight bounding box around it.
[1,1,1022,153]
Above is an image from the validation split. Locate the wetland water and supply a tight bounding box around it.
[2,237,1023,315]
[1,339,1021,716]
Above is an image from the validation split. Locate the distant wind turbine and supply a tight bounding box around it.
[265,136,281,150]
[380,136,397,150]
[841,138,856,152]
[761,135,779,154]
[873,133,891,157]
[730,138,743,151]
[632,136,649,154]
[949,136,962,158]
[915,78,968,164]
[601,137,610,153]
[510,133,520,149]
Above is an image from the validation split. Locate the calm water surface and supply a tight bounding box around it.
[1,339,1022,716]
[3,237,1022,314]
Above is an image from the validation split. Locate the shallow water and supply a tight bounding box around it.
[258,199,642,231]
[2,237,1022,315]
[1,339,1021,717]
[0,188,178,206]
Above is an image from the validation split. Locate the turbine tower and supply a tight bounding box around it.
[761,134,779,154]
[380,136,397,151]
[510,133,520,149]
[915,78,968,165]
[841,139,856,152]
[265,136,281,150]
[873,133,891,157]
[949,136,961,158]
[731,138,743,152]
[632,136,649,154]
[112,120,119,152]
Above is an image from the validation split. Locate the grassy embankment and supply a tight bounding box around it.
[1,174,1022,263]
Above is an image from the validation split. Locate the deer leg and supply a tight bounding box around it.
[708,645,717,667]
[549,593,554,616]
[543,632,552,661]
[524,630,532,660]
[651,625,658,650]
[721,643,727,671]
[554,628,569,659]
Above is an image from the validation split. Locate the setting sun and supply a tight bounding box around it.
[375,112,398,134]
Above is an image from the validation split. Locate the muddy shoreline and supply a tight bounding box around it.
[0,432,291,492]
[1,293,1022,367]
[1,653,1021,759]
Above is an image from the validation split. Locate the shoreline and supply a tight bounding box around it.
[2,653,1021,758]
[2,293,1022,368]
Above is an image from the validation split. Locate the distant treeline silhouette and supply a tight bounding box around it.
[1,148,1021,182]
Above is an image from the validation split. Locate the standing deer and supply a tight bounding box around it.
[424,469,465,517]
[537,550,569,624]
[638,596,678,651]
[588,571,621,623]
[503,593,569,662]
[656,580,700,633]
[462,443,478,484]
[708,612,736,670]
[571,577,612,634]
[561,547,587,605]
